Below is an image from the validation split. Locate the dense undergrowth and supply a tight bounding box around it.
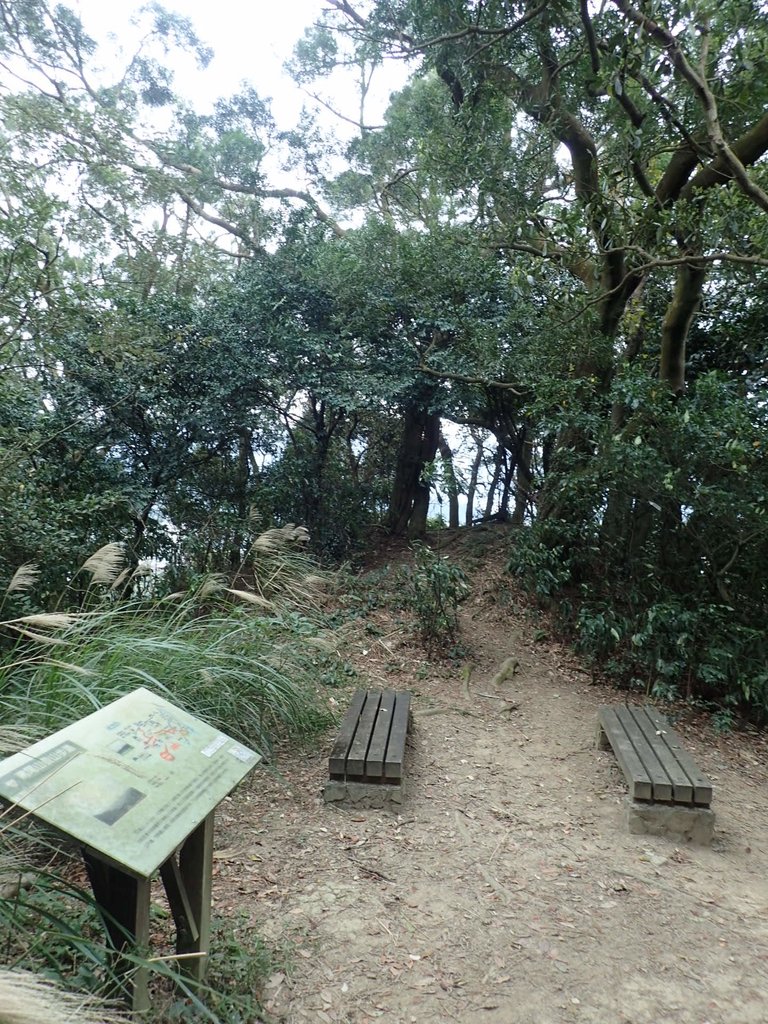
[509,371,768,727]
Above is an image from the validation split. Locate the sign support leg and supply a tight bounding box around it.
[175,809,214,983]
[82,851,151,1013]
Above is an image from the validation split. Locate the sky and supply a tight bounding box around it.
[73,0,322,116]
[73,0,403,130]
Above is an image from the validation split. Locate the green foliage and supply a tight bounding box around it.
[400,542,469,644]
[1,5,768,1018]
[0,850,115,994]
[508,519,590,599]
[253,427,382,562]
[159,917,285,1023]
[329,565,397,622]
[512,367,768,718]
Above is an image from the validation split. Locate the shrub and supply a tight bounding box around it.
[400,542,469,644]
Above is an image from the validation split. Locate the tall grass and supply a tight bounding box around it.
[1,604,334,755]
[0,532,338,754]
[0,529,342,1021]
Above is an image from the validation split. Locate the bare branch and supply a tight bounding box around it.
[174,189,262,251]
[580,0,601,76]
[405,3,549,54]
[418,360,525,395]
[299,86,384,131]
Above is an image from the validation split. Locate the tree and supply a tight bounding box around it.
[0,1,344,257]
[0,1,345,581]
[294,1,768,713]
[314,0,768,393]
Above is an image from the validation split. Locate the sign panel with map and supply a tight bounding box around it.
[0,687,260,878]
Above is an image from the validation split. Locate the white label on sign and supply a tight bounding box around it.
[229,744,257,763]
[200,735,228,758]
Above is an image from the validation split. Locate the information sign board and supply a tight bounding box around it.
[0,687,260,878]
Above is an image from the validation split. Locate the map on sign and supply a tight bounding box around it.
[0,687,260,878]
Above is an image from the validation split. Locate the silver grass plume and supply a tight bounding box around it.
[0,726,40,755]
[80,544,125,586]
[196,574,229,600]
[6,614,77,630]
[5,564,39,595]
[253,524,310,554]
[2,613,78,646]
[225,588,275,610]
[0,969,125,1024]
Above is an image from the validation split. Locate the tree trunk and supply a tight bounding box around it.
[483,444,505,519]
[386,402,441,537]
[511,424,534,526]
[628,498,654,565]
[465,430,485,527]
[600,489,633,556]
[229,429,253,569]
[660,260,708,394]
[499,453,515,520]
[437,431,460,528]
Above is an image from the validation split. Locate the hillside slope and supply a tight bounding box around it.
[214,534,768,1024]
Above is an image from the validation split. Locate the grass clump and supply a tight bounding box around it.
[157,917,289,1023]
[1,603,334,756]
[0,532,339,755]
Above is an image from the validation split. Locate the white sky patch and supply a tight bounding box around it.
[73,0,317,115]
[72,0,405,129]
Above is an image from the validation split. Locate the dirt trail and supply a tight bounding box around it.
[214,551,768,1024]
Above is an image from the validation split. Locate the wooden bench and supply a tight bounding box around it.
[597,705,715,844]
[323,689,411,807]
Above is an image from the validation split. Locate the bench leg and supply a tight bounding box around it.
[596,722,611,751]
[324,779,406,808]
[626,798,715,846]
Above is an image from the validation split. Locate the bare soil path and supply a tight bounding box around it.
[213,544,768,1024]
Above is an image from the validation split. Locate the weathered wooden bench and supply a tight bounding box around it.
[597,705,715,844]
[323,689,411,807]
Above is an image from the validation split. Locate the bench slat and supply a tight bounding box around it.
[346,691,382,775]
[643,707,713,806]
[365,689,396,777]
[328,689,366,779]
[384,692,411,780]
[633,707,693,803]
[598,707,652,800]
[614,706,673,801]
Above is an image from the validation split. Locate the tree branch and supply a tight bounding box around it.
[613,0,768,212]
[418,360,525,396]
[174,189,262,250]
